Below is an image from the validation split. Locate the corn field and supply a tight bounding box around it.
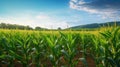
[0,27,120,67]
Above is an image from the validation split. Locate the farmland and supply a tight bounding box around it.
[0,27,120,67]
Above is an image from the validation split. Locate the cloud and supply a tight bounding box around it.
[36,15,50,19]
[69,0,120,19]
[0,12,69,29]
[34,14,69,29]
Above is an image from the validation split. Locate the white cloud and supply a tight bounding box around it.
[0,12,69,29]
[36,15,50,19]
[69,0,98,13]
[69,0,120,19]
[71,0,78,2]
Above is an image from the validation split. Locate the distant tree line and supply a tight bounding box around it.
[0,23,33,30]
[0,23,47,30]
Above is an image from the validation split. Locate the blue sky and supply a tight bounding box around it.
[0,0,120,29]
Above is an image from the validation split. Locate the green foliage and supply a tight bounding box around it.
[69,21,120,30]
[0,27,120,67]
[0,23,33,30]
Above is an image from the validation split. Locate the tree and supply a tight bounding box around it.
[35,26,42,30]
[0,23,33,30]
[57,27,62,30]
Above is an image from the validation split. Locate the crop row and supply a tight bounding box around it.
[0,27,120,67]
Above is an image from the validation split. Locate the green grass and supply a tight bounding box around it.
[0,27,120,67]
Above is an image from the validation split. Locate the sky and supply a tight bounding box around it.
[0,0,120,29]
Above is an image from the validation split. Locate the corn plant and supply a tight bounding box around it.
[91,34,105,67]
[0,27,120,67]
[60,32,78,67]
[30,33,46,67]
[45,34,62,67]
[100,27,120,67]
